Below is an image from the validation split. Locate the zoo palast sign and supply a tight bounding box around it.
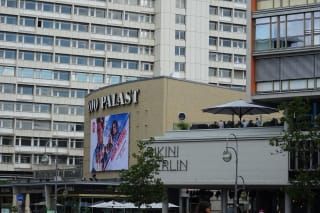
[88,89,140,113]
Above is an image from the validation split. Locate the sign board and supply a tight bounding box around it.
[16,194,24,202]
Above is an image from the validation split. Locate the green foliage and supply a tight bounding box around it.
[119,139,165,207]
[11,206,18,213]
[175,122,190,130]
[270,97,320,204]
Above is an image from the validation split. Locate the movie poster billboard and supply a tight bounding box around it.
[90,113,129,172]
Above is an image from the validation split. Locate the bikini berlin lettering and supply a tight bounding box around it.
[88,89,140,113]
[154,146,188,172]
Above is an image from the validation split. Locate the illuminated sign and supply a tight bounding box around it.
[88,89,140,113]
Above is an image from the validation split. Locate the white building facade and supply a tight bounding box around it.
[0,0,247,177]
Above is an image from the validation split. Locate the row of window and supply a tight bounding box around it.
[1,119,84,132]
[256,0,320,10]
[0,49,105,67]
[209,6,246,19]
[0,14,155,39]
[0,31,154,56]
[107,58,153,71]
[209,52,246,64]
[1,153,83,165]
[256,78,320,93]
[0,101,84,116]
[0,83,88,98]
[106,0,155,7]
[255,12,320,51]
[209,67,246,79]
[2,0,155,18]
[209,37,246,48]
[210,21,246,33]
[0,136,83,148]
[0,65,142,85]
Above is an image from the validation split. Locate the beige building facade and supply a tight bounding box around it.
[84,77,246,180]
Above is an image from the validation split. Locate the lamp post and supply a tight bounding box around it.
[41,141,58,213]
[222,133,238,213]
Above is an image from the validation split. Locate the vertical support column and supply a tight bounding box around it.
[186,197,190,213]
[285,193,291,213]
[44,184,52,210]
[221,189,228,213]
[162,188,168,213]
[179,192,183,213]
[24,193,31,213]
[12,186,17,208]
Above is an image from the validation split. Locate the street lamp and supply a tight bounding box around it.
[41,142,58,213]
[222,133,238,213]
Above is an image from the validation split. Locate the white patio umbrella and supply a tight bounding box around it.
[140,202,179,209]
[202,99,278,121]
[90,200,124,208]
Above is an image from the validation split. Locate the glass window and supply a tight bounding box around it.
[17,85,33,95]
[0,66,14,76]
[34,120,51,130]
[2,101,14,111]
[219,69,232,78]
[175,62,185,72]
[43,2,54,12]
[61,5,72,14]
[175,14,186,24]
[7,0,17,8]
[109,75,121,85]
[6,33,16,42]
[42,19,53,28]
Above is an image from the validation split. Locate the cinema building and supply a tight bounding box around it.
[0,77,249,211]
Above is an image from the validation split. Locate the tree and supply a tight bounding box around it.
[270,97,320,212]
[119,139,165,207]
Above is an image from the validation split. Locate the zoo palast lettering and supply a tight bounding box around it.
[88,89,140,113]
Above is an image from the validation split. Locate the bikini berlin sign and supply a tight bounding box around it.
[88,89,140,113]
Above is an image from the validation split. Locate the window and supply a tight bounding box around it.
[36,86,51,96]
[234,55,246,64]
[20,17,35,27]
[0,66,14,76]
[219,53,232,62]
[1,84,15,94]
[209,52,218,61]
[233,40,246,48]
[53,88,69,97]
[0,118,13,129]
[219,69,232,78]
[234,70,246,79]
[34,103,50,113]
[175,46,186,56]
[220,8,232,17]
[209,67,217,77]
[109,75,121,85]
[234,9,246,19]
[16,102,33,112]
[34,121,51,130]
[209,37,217,46]
[1,154,12,163]
[233,25,246,33]
[176,0,186,8]
[209,6,218,15]
[175,62,185,72]
[210,21,217,31]
[175,30,186,40]
[16,120,33,130]
[220,23,232,32]
[2,136,13,146]
[17,85,33,95]
[175,14,186,25]
[220,38,232,47]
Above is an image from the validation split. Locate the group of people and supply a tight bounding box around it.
[211,117,263,129]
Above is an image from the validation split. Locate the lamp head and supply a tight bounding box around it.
[41,154,49,164]
[222,149,232,162]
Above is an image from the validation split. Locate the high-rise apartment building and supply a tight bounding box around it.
[249,0,320,103]
[0,0,247,177]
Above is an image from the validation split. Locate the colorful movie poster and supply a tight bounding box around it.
[90,113,129,172]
